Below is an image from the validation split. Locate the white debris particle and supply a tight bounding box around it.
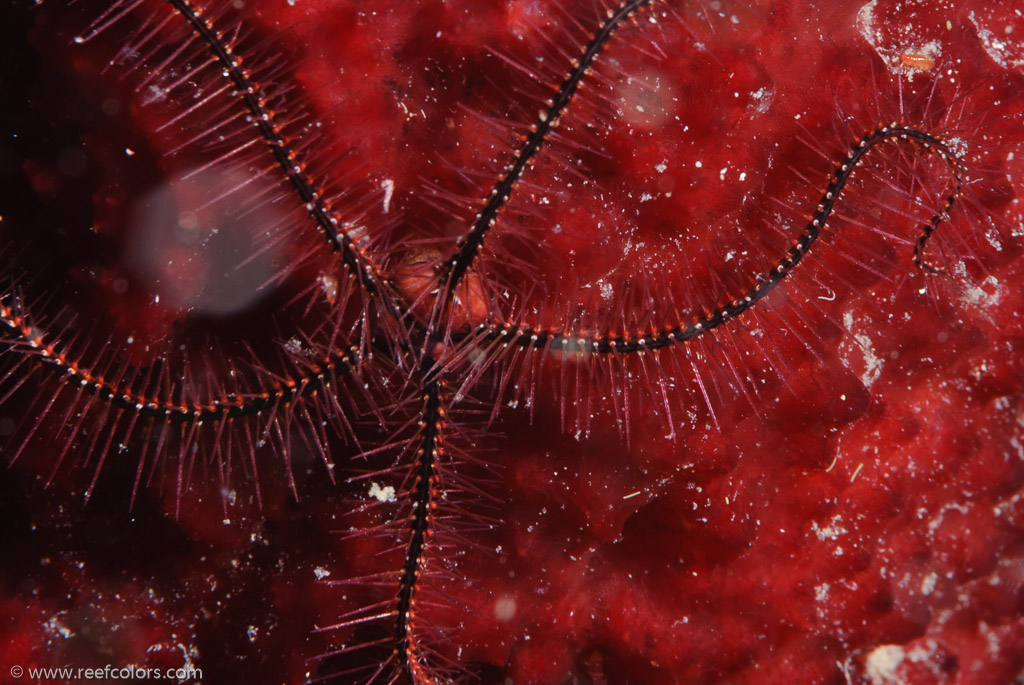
[961,275,1003,309]
[247,625,259,642]
[865,644,905,683]
[927,500,972,534]
[920,571,937,595]
[655,161,668,173]
[145,84,168,104]
[381,178,395,213]
[945,136,969,159]
[811,516,843,540]
[319,273,339,304]
[368,482,397,503]
[814,583,830,601]
[907,641,938,664]
[985,228,1003,252]
[841,311,883,386]
[146,641,200,677]
[313,566,331,580]
[749,87,774,115]
[43,614,73,639]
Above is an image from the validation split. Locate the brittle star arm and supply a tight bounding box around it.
[430,0,658,333]
[429,0,963,357]
[1,0,412,440]
[469,124,965,355]
[79,0,407,327]
[0,296,363,424]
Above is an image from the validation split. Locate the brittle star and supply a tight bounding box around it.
[1,1,1014,684]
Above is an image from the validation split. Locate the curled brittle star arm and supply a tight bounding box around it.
[467,125,966,357]
[0,295,364,424]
